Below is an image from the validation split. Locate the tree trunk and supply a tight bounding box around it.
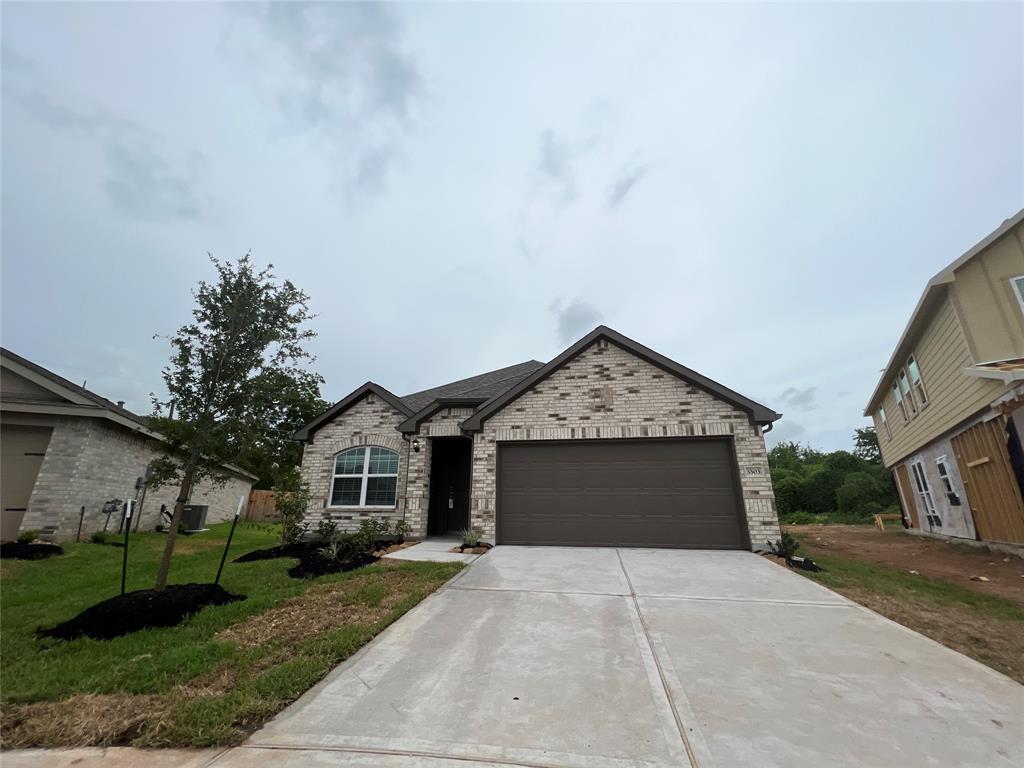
[154,465,195,591]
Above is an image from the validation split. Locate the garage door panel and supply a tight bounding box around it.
[497,439,746,549]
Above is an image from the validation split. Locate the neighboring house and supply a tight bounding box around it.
[294,326,782,550]
[0,348,256,541]
[864,210,1024,546]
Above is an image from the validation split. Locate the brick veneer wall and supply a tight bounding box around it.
[21,417,253,540]
[299,395,410,533]
[469,341,780,546]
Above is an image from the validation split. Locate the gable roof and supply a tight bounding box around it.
[2,347,156,432]
[400,360,545,412]
[0,347,258,480]
[397,396,490,434]
[292,382,413,442]
[461,326,782,431]
[863,207,1024,415]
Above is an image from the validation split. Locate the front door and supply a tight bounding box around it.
[428,438,472,535]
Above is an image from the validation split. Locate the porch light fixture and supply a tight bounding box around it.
[412,438,421,453]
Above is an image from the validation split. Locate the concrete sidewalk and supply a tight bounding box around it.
[383,537,480,564]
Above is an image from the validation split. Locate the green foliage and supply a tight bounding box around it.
[16,530,40,545]
[853,427,882,464]
[769,431,897,517]
[460,528,481,547]
[274,469,310,545]
[231,369,328,490]
[90,531,115,545]
[771,531,800,559]
[394,520,411,542]
[147,254,319,588]
[315,518,339,543]
[836,472,886,515]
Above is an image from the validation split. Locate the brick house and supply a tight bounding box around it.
[864,211,1024,546]
[294,326,782,549]
[1,348,256,541]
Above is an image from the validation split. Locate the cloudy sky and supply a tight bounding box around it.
[2,2,1021,451]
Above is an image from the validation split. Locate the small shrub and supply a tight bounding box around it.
[315,518,338,543]
[276,482,311,545]
[90,531,114,545]
[394,519,411,542]
[318,541,343,562]
[460,528,481,548]
[771,532,800,559]
[16,530,40,545]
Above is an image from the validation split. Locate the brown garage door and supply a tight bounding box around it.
[497,439,746,549]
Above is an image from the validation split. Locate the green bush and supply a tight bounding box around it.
[16,530,40,545]
[315,517,338,543]
[275,483,311,545]
[836,472,885,515]
[90,531,114,545]
[769,432,899,517]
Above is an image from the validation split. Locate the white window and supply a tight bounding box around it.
[1012,275,1024,316]
[898,368,918,415]
[878,405,891,439]
[892,382,909,422]
[906,354,928,407]
[910,460,939,528]
[934,456,961,505]
[331,446,399,507]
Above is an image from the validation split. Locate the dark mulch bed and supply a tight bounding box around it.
[234,542,380,579]
[37,583,245,641]
[452,542,493,554]
[1,542,64,560]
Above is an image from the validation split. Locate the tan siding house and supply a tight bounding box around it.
[865,210,1024,545]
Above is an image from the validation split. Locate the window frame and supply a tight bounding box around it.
[878,405,891,439]
[910,459,938,528]
[330,446,400,508]
[934,455,961,506]
[1012,275,1024,317]
[892,382,909,422]
[897,368,918,416]
[906,354,928,408]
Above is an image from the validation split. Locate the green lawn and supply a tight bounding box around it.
[1,523,463,747]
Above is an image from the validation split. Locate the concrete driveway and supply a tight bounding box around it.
[217,547,1023,768]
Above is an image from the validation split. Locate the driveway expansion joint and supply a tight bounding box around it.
[615,549,701,768]
[237,743,603,768]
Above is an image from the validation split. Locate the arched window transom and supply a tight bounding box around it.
[331,446,399,507]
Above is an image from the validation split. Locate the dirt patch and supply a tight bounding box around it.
[38,584,245,641]
[788,525,1024,608]
[834,587,1024,684]
[216,568,411,649]
[1,542,64,560]
[1,693,170,748]
[373,541,414,556]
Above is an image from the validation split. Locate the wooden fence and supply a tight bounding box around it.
[244,490,278,522]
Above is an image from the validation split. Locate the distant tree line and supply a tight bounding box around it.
[768,427,899,521]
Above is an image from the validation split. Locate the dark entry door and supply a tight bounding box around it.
[497,438,746,549]
[428,438,472,535]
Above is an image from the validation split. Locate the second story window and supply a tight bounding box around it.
[892,382,909,421]
[897,368,918,416]
[879,405,891,439]
[1012,275,1024,316]
[906,354,928,407]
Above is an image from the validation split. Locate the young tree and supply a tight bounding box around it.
[853,427,882,464]
[149,255,316,590]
